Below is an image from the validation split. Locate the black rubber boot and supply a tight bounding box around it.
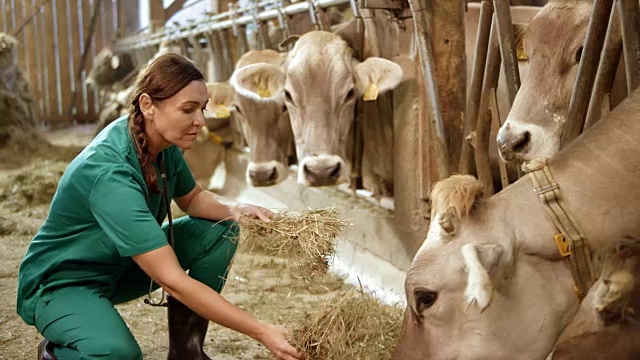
[36,339,56,360]
[167,296,212,360]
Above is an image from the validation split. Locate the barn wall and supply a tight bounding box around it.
[0,0,124,126]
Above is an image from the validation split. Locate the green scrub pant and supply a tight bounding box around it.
[34,217,239,360]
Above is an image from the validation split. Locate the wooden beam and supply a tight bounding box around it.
[165,0,188,20]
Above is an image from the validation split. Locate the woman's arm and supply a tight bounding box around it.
[174,185,272,222]
[133,246,305,360]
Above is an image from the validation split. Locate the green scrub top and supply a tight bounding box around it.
[16,115,197,326]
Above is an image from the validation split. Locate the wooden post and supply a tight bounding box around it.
[429,0,466,174]
[149,0,164,32]
[492,0,520,104]
[409,0,451,182]
[69,0,83,119]
[43,0,56,120]
[56,0,72,122]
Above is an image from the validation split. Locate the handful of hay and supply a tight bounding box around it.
[289,288,404,360]
[238,208,349,279]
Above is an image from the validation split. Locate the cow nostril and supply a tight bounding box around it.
[512,131,531,153]
[268,167,277,181]
[329,163,341,179]
[303,164,311,176]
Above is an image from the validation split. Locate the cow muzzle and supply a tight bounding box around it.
[247,161,287,187]
[299,154,346,187]
[497,123,531,163]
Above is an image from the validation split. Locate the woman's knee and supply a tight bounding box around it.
[78,336,142,359]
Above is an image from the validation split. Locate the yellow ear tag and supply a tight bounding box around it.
[257,85,271,98]
[214,105,231,119]
[363,84,379,101]
[516,44,527,60]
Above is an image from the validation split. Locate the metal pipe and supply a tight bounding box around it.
[618,0,640,92]
[561,0,614,147]
[585,4,622,129]
[492,0,520,103]
[410,1,450,180]
[114,0,349,51]
[475,19,501,198]
[460,0,493,175]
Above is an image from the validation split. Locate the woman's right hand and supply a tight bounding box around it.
[256,323,306,360]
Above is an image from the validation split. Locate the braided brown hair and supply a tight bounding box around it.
[128,53,204,193]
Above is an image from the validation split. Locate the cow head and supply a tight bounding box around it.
[232,30,403,187]
[86,48,135,90]
[497,1,593,163]
[230,50,292,187]
[393,175,579,360]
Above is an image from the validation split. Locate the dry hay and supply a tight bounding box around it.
[0,160,67,210]
[238,208,349,279]
[289,288,404,360]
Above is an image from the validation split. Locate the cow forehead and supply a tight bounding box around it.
[407,245,465,290]
[286,38,353,83]
[527,2,591,47]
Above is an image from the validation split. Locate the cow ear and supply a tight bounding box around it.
[513,23,528,61]
[111,54,120,69]
[229,63,285,102]
[279,35,300,50]
[461,243,512,312]
[354,57,403,101]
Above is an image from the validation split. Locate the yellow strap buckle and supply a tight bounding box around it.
[554,233,570,257]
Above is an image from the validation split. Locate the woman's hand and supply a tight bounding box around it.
[256,323,306,360]
[230,203,274,222]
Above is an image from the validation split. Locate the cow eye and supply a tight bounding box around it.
[415,289,438,312]
[284,90,294,104]
[345,88,355,101]
[575,46,583,63]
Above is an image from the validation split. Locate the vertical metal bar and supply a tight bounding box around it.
[585,4,622,129]
[460,0,493,175]
[475,19,501,197]
[618,0,640,92]
[492,0,520,103]
[413,5,450,180]
[562,0,614,147]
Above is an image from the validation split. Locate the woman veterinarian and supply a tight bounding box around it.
[16,53,305,360]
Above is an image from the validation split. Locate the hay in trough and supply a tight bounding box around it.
[289,288,404,360]
[238,208,349,279]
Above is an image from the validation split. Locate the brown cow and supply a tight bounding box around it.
[231,28,403,187]
[394,86,640,360]
[229,49,293,187]
[496,0,627,163]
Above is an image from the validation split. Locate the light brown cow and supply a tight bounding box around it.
[231,28,403,187]
[393,87,640,360]
[229,49,293,187]
[183,82,237,191]
[496,0,627,163]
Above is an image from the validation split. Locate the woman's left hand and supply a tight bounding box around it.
[230,203,274,222]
